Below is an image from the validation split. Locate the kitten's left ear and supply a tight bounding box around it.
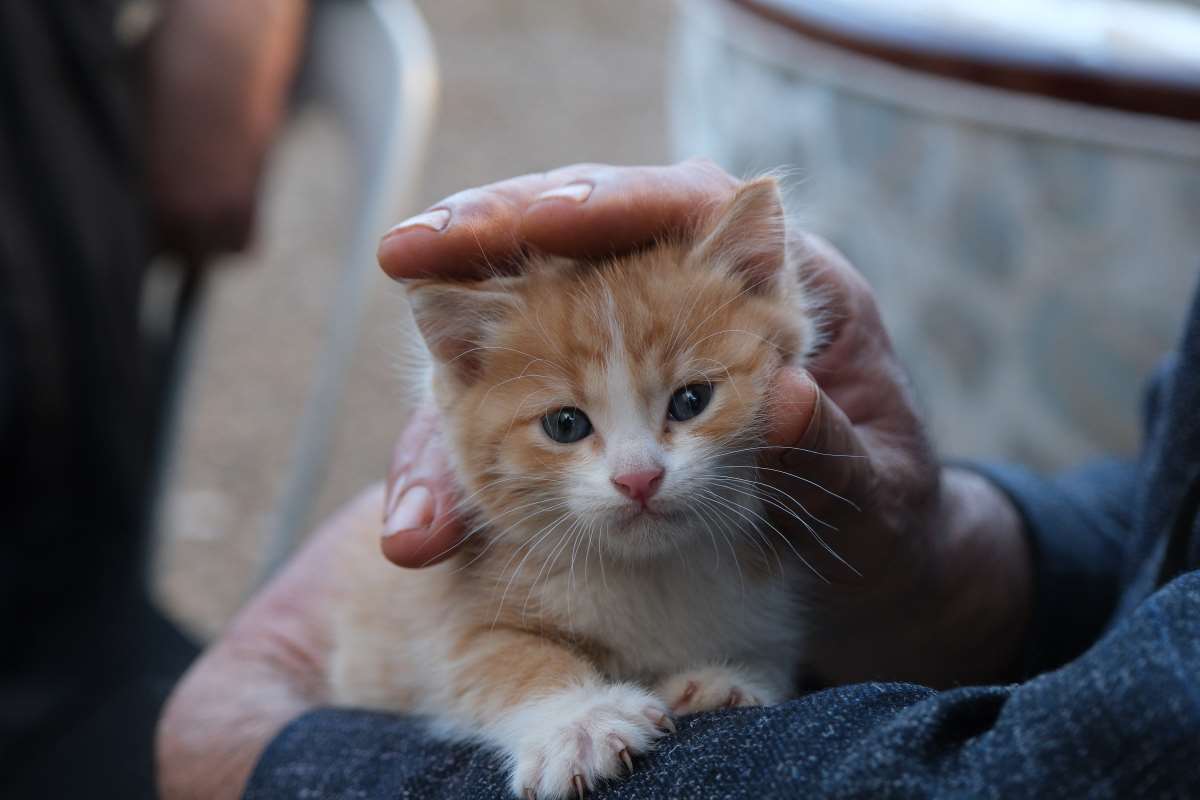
[407,281,520,382]
[691,176,786,293]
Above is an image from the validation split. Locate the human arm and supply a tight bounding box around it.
[156,486,380,800]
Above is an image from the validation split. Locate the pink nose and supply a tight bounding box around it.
[612,468,664,505]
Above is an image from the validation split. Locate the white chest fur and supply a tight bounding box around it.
[530,545,806,693]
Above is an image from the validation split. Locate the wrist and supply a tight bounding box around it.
[805,465,1032,687]
[919,466,1033,684]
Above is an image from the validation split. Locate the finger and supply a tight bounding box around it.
[380,410,467,568]
[519,158,739,259]
[792,233,911,427]
[377,169,574,280]
[763,367,869,499]
[383,404,439,521]
[792,233,878,369]
[759,367,875,581]
[377,159,738,280]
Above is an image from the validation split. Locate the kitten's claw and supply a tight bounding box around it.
[524,790,537,800]
[657,665,779,716]
[724,687,747,708]
[572,774,586,798]
[658,713,677,735]
[618,748,634,774]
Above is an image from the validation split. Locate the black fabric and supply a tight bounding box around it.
[0,2,198,797]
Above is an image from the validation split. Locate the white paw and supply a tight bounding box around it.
[502,683,674,799]
[656,664,779,716]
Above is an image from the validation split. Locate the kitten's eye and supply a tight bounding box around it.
[667,384,713,422]
[541,407,593,443]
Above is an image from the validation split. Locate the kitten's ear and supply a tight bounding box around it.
[406,282,519,380]
[691,177,786,293]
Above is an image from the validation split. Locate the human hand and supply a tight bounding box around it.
[145,0,307,262]
[377,160,1032,688]
[156,486,381,800]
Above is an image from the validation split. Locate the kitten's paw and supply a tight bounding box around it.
[657,665,779,716]
[503,683,673,799]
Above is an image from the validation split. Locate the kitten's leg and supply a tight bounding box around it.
[656,663,783,715]
[445,627,673,799]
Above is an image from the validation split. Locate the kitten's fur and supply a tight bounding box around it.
[331,178,822,799]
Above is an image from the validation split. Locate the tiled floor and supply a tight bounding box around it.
[155,0,673,637]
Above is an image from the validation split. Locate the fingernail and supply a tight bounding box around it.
[383,485,435,537]
[534,181,593,204]
[383,473,407,521]
[386,208,450,236]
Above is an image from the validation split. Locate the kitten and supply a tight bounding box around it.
[331,177,823,799]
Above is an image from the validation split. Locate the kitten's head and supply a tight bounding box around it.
[407,178,814,562]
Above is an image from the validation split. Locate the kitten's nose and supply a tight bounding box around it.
[612,468,664,506]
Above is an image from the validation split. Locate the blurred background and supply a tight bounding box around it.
[153,0,1200,638]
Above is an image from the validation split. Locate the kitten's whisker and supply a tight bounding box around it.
[697,487,829,584]
[528,514,583,623]
[564,521,592,628]
[692,493,749,605]
[597,521,610,593]
[719,444,867,461]
[440,474,560,519]
[707,478,859,576]
[714,464,861,511]
[448,500,570,572]
[690,495,723,565]
[696,486,794,578]
[708,473,838,531]
[582,517,596,590]
[490,511,573,628]
[693,490,780,578]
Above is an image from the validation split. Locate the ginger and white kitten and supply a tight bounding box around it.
[331,177,823,799]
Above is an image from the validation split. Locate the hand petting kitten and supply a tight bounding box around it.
[379,161,1030,690]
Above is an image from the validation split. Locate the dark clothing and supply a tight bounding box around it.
[248,284,1200,797]
[0,2,197,797]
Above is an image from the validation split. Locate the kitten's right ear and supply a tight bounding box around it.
[691,176,786,294]
[406,282,519,380]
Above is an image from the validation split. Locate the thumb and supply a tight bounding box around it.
[760,368,873,574]
[764,367,869,483]
[380,409,467,568]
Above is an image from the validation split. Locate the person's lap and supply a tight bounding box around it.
[247,570,1200,799]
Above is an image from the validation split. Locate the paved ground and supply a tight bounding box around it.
[155,0,673,637]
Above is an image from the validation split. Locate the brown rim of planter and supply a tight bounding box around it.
[731,0,1200,122]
